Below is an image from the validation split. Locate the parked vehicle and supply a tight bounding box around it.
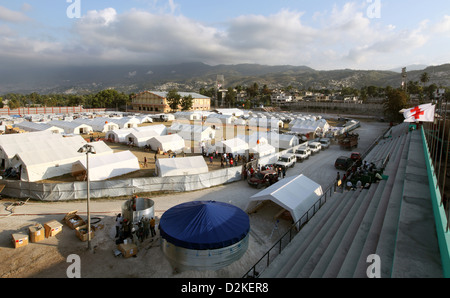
[335,156,354,171]
[338,133,359,150]
[294,147,311,162]
[247,170,279,189]
[318,138,331,149]
[308,141,322,154]
[351,152,362,161]
[275,153,296,169]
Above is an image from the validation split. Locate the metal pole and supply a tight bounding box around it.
[86,151,92,251]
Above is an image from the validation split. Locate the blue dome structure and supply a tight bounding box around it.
[159,201,250,271]
[159,200,250,250]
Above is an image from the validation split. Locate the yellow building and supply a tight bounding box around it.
[131,91,210,113]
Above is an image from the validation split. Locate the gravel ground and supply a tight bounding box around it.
[0,119,389,278]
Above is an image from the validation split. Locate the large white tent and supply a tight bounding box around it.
[147,134,186,152]
[249,143,276,157]
[105,124,167,143]
[0,131,63,169]
[127,130,159,147]
[48,120,93,135]
[72,117,120,132]
[156,156,208,177]
[107,117,141,129]
[246,174,323,225]
[216,137,249,154]
[11,138,113,182]
[13,121,64,134]
[71,150,140,181]
[177,125,215,142]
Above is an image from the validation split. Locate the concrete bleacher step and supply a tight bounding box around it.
[260,124,414,278]
[270,191,353,277]
[336,132,408,277]
[285,189,363,277]
[372,132,411,278]
[316,184,382,277]
[260,191,346,277]
[352,132,411,277]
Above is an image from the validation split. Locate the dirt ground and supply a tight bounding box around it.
[0,188,292,278]
[0,117,390,279]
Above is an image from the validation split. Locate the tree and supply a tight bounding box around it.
[224,87,236,108]
[383,89,408,122]
[420,72,430,87]
[166,89,181,111]
[181,94,193,111]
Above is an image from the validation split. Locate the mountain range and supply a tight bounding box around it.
[0,62,449,95]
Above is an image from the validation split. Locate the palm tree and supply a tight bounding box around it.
[420,72,430,87]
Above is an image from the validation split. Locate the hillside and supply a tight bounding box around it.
[0,62,449,95]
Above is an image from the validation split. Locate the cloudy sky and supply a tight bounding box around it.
[0,0,449,71]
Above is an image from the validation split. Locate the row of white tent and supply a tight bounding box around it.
[12,116,155,135]
[0,131,141,182]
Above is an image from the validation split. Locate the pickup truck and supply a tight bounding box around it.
[247,170,279,189]
[294,147,311,162]
[275,153,296,169]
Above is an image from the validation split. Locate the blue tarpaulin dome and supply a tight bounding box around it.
[159,201,250,250]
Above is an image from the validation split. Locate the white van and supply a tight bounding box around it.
[308,142,322,154]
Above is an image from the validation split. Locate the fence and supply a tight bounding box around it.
[421,99,450,277]
[0,167,243,201]
[0,106,109,116]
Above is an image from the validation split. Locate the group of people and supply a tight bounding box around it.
[336,159,383,191]
[114,213,156,246]
[220,152,246,168]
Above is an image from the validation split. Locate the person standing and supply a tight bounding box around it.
[150,217,156,237]
[115,213,123,238]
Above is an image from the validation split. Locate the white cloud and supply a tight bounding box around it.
[0,2,448,71]
[0,5,31,23]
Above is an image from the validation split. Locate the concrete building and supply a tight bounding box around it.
[131,91,211,114]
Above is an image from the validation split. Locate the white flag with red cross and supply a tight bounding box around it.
[403,103,436,122]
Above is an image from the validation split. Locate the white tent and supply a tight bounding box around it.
[205,114,235,125]
[11,138,113,182]
[156,156,208,177]
[72,117,120,132]
[126,130,159,147]
[107,117,141,129]
[249,143,276,157]
[248,117,282,130]
[147,134,186,152]
[216,137,249,154]
[48,120,93,135]
[266,132,299,149]
[105,124,167,143]
[13,121,64,134]
[177,125,215,142]
[215,108,244,117]
[246,174,323,225]
[71,150,140,181]
[0,131,63,169]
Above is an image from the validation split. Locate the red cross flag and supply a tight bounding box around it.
[403,103,435,122]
